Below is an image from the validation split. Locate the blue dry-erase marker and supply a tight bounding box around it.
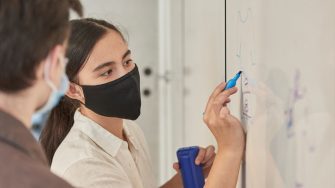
[224,71,242,90]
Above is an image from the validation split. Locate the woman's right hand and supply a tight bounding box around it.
[203,82,245,155]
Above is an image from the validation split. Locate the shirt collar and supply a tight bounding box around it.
[122,122,140,151]
[73,110,123,157]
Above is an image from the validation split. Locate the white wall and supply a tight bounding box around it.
[159,0,228,184]
[183,0,226,147]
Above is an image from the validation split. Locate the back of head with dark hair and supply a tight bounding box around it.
[0,0,83,93]
[39,18,125,164]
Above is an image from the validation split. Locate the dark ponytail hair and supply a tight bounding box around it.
[39,18,125,165]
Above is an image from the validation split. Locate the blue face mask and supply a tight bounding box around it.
[32,58,69,125]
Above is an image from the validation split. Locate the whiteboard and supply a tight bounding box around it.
[226,0,335,187]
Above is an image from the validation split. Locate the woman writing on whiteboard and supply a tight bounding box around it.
[39,18,245,188]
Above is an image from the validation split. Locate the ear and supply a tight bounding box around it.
[45,44,66,87]
[66,82,85,104]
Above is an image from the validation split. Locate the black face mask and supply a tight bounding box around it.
[81,65,141,120]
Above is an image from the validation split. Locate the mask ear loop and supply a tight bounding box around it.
[68,80,86,106]
[75,83,86,106]
[44,55,62,92]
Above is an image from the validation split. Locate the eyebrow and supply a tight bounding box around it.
[122,50,131,59]
[93,50,132,72]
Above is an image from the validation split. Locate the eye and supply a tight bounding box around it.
[100,69,112,77]
[123,60,133,67]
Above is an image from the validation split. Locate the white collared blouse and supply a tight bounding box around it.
[51,110,156,188]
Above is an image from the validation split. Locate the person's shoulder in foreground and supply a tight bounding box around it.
[0,110,73,188]
[0,0,83,187]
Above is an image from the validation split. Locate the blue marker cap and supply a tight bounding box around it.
[224,71,242,90]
